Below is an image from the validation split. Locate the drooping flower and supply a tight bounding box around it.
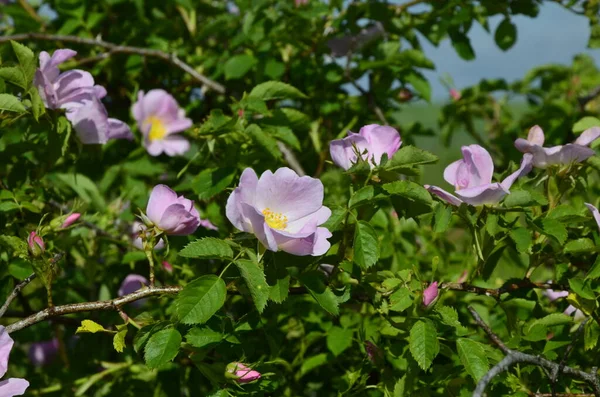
[225,362,261,384]
[0,326,30,396]
[146,185,200,236]
[118,274,149,308]
[60,213,81,229]
[423,281,439,306]
[131,221,165,251]
[515,125,600,168]
[585,203,600,233]
[29,339,59,367]
[226,167,332,256]
[27,231,45,257]
[425,145,533,206]
[132,89,192,157]
[33,49,133,145]
[329,124,401,170]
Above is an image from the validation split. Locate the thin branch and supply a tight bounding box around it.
[277,142,305,176]
[468,306,600,397]
[552,318,590,395]
[6,286,181,334]
[0,273,37,319]
[442,279,567,299]
[393,0,430,14]
[344,52,388,125]
[0,33,225,94]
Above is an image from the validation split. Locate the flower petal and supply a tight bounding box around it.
[66,96,109,145]
[574,127,600,146]
[460,144,494,186]
[358,124,402,165]
[161,136,190,157]
[226,169,259,232]
[500,153,533,191]
[285,206,331,233]
[146,184,179,225]
[585,203,600,233]
[273,226,332,256]
[443,159,464,186]
[0,326,13,378]
[425,185,463,206]
[107,118,134,140]
[527,125,545,146]
[329,133,369,170]
[158,204,200,235]
[0,378,29,397]
[454,183,509,206]
[255,168,325,221]
[544,144,595,166]
[165,118,193,134]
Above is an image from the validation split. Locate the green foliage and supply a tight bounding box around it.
[144,328,182,369]
[175,276,227,324]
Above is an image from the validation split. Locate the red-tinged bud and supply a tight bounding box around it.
[397,88,413,102]
[28,231,45,257]
[225,362,261,383]
[449,89,461,101]
[423,281,439,307]
[60,213,81,229]
[162,261,173,273]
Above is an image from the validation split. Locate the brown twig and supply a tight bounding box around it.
[5,285,181,334]
[0,273,37,319]
[442,279,567,298]
[0,33,225,94]
[277,142,305,176]
[468,306,600,397]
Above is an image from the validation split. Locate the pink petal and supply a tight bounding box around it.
[454,183,509,206]
[460,145,494,186]
[500,153,533,191]
[146,184,179,225]
[425,185,463,206]
[329,133,370,170]
[0,378,29,397]
[358,124,402,165]
[107,118,134,140]
[527,125,545,146]
[585,203,600,233]
[226,169,259,233]
[574,127,600,146]
[161,136,190,157]
[158,203,199,235]
[0,326,13,378]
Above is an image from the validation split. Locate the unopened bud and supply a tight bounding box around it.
[225,362,261,384]
[449,89,461,102]
[423,281,439,307]
[162,261,173,274]
[397,88,413,102]
[60,213,81,229]
[28,231,45,257]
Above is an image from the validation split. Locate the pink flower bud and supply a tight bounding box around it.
[60,213,81,228]
[162,261,173,273]
[423,281,439,307]
[449,89,461,101]
[27,231,45,257]
[225,362,261,383]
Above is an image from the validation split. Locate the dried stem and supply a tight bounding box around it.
[0,273,37,319]
[468,306,600,397]
[0,33,225,94]
[5,286,181,334]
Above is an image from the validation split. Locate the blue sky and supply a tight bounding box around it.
[420,2,600,98]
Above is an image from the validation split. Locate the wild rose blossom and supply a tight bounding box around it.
[515,125,600,168]
[225,362,261,384]
[146,185,200,236]
[423,281,439,306]
[29,339,59,367]
[132,89,192,157]
[329,124,401,170]
[27,231,45,257]
[426,145,533,206]
[34,49,132,144]
[226,167,332,256]
[0,326,29,396]
[118,274,149,308]
[585,203,600,232]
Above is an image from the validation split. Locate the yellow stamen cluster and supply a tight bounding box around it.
[145,116,167,141]
[262,208,288,230]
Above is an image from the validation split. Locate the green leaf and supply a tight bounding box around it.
[249,81,307,101]
[265,259,290,303]
[509,228,532,253]
[224,54,258,80]
[0,202,19,212]
[0,93,26,113]
[433,204,452,233]
[540,218,568,245]
[234,259,270,313]
[456,338,489,381]
[569,278,595,300]
[389,288,414,313]
[300,353,328,377]
[0,236,28,257]
[573,116,600,133]
[191,167,236,201]
[494,18,517,51]
[0,66,26,89]
[246,124,282,160]
[405,71,431,102]
[113,324,128,353]
[198,109,237,136]
[121,251,147,264]
[299,271,339,316]
[29,87,45,121]
[185,327,223,349]
[383,181,432,205]
[584,320,600,351]
[504,190,547,207]
[144,328,182,369]
[353,221,379,270]
[10,41,36,84]
[264,125,301,150]
[51,173,106,209]
[76,320,107,334]
[564,238,596,255]
[179,238,233,259]
[435,306,467,334]
[450,32,475,60]
[586,255,600,280]
[409,320,439,371]
[386,146,439,170]
[175,275,227,324]
[349,186,375,209]
[326,326,353,356]
[524,313,572,341]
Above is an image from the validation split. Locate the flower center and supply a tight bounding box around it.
[145,116,167,141]
[262,208,288,230]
